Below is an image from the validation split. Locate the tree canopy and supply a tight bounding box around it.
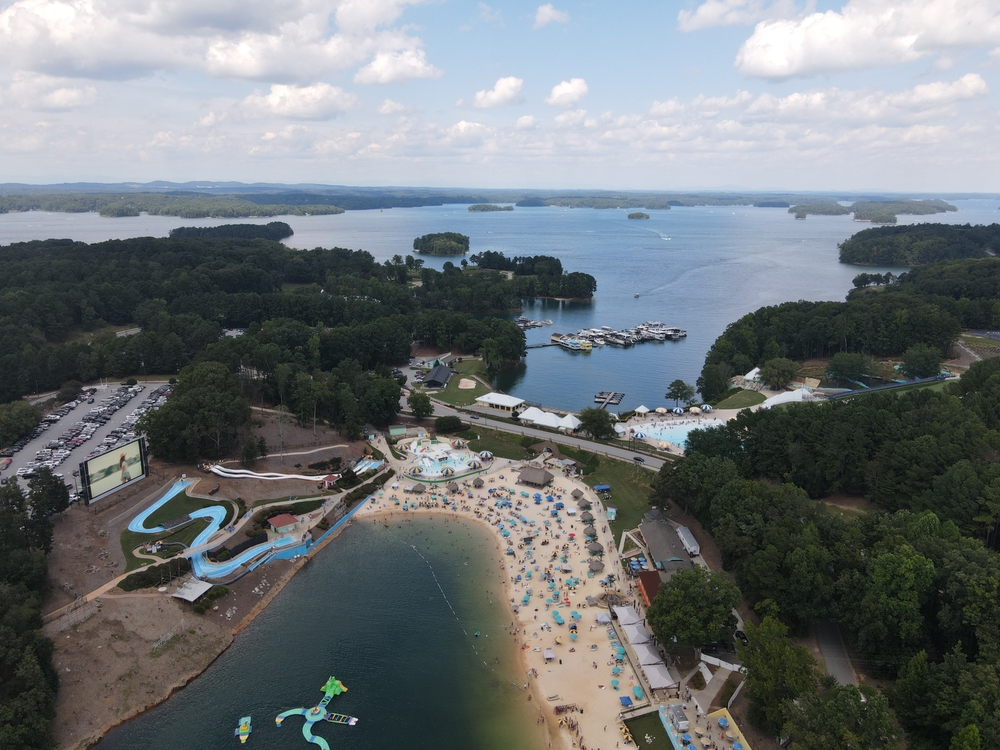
[646,566,740,648]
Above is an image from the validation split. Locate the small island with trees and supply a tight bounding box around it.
[468,204,513,212]
[169,221,294,241]
[789,199,957,223]
[413,232,471,255]
[627,212,650,220]
[838,222,1000,265]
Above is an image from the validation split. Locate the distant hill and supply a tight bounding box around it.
[839,223,1000,265]
[790,199,957,223]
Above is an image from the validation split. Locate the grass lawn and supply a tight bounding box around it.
[624,711,666,746]
[429,359,491,407]
[145,491,235,528]
[119,518,211,571]
[715,389,766,410]
[583,455,656,534]
[961,332,1000,350]
[456,427,530,460]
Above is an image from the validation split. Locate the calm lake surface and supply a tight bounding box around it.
[1,199,997,410]
[95,515,545,750]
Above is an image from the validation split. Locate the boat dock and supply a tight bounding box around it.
[595,391,625,408]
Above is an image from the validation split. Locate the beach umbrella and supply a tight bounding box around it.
[467,459,482,469]
[589,560,605,572]
[576,499,591,509]
[446,482,459,492]
[633,432,646,439]
[655,407,668,414]
[571,489,584,498]
[587,541,604,553]
[701,405,714,412]
[583,525,597,537]
[688,406,702,414]
[580,511,595,522]
[479,450,494,459]
[473,477,484,487]
[673,407,685,415]
[441,466,455,477]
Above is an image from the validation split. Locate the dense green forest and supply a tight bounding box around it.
[789,199,957,222]
[0,194,344,218]
[412,232,470,255]
[468,204,513,212]
[657,356,1000,749]
[467,251,597,298]
[627,212,650,219]
[0,237,610,447]
[839,223,1000,265]
[0,470,69,749]
[168,222,293,240]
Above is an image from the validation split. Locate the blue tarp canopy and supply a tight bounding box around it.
[619,696,633,707]
[594,484,611,492]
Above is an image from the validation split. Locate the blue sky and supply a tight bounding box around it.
[1,0,999,191]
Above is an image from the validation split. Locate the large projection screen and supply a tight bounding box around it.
[81,438,148,504]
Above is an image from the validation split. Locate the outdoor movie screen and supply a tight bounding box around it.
[81,438,148,503]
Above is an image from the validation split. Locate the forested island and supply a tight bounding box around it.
[168,221,294,240]
[413,232,470,255]
[789,199,957,223]
[468,250,597,298]
[839,223,1000,265]
[0,193,344,219]
[627,212,650,219]
[468,204,513,212]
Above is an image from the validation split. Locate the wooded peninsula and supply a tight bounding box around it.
[839,223,1000,265]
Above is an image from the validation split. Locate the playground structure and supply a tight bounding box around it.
[234,715,252,744]
[275,676,359,749]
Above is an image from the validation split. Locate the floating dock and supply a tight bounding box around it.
[595,392,625,408]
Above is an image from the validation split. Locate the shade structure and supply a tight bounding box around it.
[688,406,702,414]
[518,406,546,423]
[571,488,584,498]
[655,407,668,414]
[642,663,677,689]
[588,560,605,572]
[633,432,646,439]
[580,511,595,522]
[583,525,597,537]
[412,483,426,493]
[587,541,604,553]
[622,623,652,645]
[446,482,459,492]
[558,413,582,431]
[473,477,484,487]
[632,642,663,666]
[612,606,642,626]
[479,450,494,459]
[441,466,455,476]
[673,407,685,415]
[577,499,592,509]
[543,648,556,662]
[534,411,563,429]
[635,405,650,414]
[595,612,612,624]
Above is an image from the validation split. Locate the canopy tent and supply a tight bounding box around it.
[642,663,678,690]
[533,412,563,429]
[558,414,582,431]
[543,648,556,662]
[632,642,663,666]
[518,406,546,423]
[635,405,650,414]
[595,612,612,624]
[571,488,584,498]
[623,623,652,645]
[612,606,642,626]
[588,560,605,572]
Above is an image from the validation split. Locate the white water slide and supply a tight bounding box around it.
[209,465,324,482]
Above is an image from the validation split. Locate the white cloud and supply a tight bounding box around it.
[0,0,438,84]
[5,71,97,110]
[241,83,357,119]
[736,0,1000,78]
[479,2,503,24]
[446,120,490,146]
[40,85,96,109]
[377,98,408,114]
[554,108,587,128]
[515,114,537,130]
[354,45,441,84]
[473,76,524,108]
[533,3,569,29]
[677,0,799,32]
[545,78,588,107]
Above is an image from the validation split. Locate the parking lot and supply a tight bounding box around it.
[0,382,170,499]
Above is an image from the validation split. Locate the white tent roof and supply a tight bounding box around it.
[476,392,525,409]
[635,405,650,414]
[543,648,556,661]
[622,622,652,645]
[172,579,213,603]
[615,423,629,434]
[613,605,642,625]
[632,642,664,666]
[595,612,612,624]
[745,367,761,381]
[518,406,546,422]
[558,414,582,430]
[643,663,678,690]
[760,389,814,409]
[534,412,563,429]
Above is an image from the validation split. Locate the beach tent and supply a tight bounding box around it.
[623,623,652,645]
[558,414,582,431]
[643,664,677,690]
[589,560,605,572]
[518,406,546,423]
[534,412,563,429]
[543,648,556,662]
[595,612,612,625]
[613,606,642,626]
[635,405,650,414]
[632,642,663,666]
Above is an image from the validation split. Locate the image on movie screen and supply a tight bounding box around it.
[85,440,145,499]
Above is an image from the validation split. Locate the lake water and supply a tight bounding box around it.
[1,199,997,411]
[95,515,546,750]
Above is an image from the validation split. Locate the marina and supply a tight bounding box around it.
[594,391,625,406]
[550,322,687,351]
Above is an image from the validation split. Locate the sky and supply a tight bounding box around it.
[2,0,1000,191]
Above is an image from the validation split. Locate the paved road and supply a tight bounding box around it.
[815,618,858,686]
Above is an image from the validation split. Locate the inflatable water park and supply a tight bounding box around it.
[274,676,359,749]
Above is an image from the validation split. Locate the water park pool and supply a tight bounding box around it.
[639,419,725,448]
[399,437,492,479]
